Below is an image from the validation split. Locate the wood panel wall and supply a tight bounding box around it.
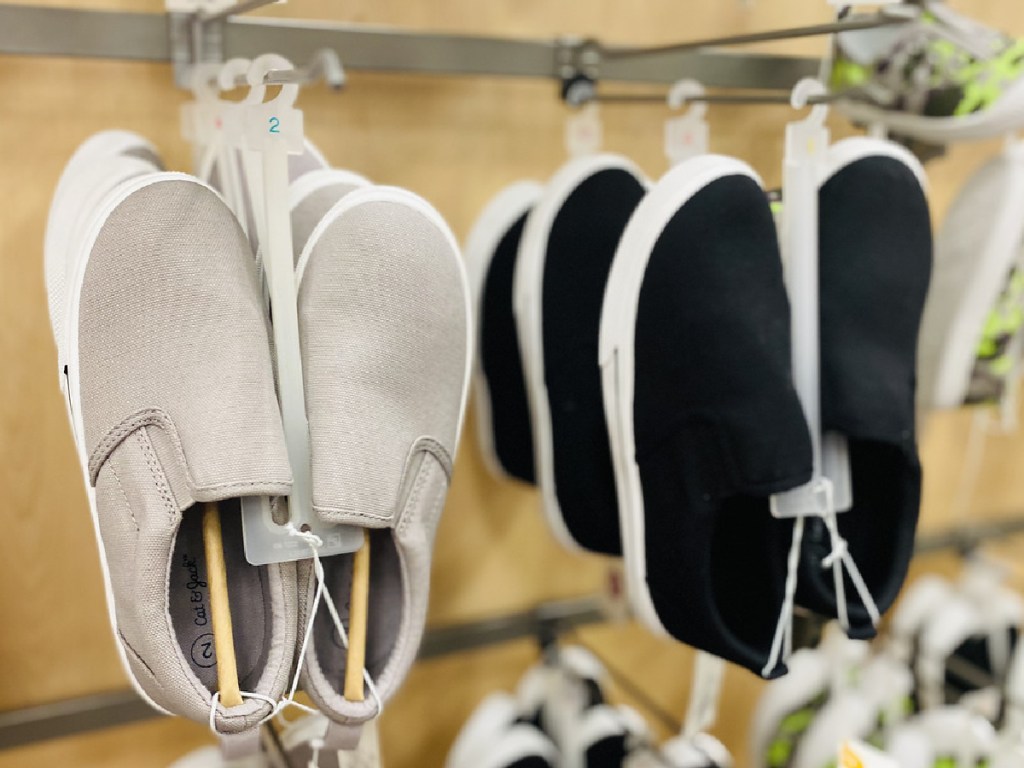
[3,1,1024,765]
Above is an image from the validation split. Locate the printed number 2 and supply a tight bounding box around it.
[268,116,280,134]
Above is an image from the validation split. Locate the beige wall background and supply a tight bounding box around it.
[3,1,1024,765]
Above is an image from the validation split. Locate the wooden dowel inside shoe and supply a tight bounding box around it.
[345,530,371,702]
[203,501,243,708]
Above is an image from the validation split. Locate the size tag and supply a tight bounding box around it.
[241,497,362,566]
[771,477,835,519]
[665,113,709,166]
[565,103,602,158]
[244,103,304,154]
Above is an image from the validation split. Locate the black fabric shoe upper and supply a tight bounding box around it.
[583,733,629,767]
[542,166,646,555]
[797,151,932,636]
[632,172,813,676]
[481,210,537,483]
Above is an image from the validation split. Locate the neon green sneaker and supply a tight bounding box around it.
[965,267,1024,405]
[827,2,1024,143]
[917,148,1024,412]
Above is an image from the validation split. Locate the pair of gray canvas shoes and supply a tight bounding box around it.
[45,131,471,754]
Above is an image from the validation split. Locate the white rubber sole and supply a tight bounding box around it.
[819,136,927,191]
[445,693,519,768]
[562,706,629,768]
[837,73,1024,144]
[513,153,648,554]
[60,172,216,716]
[597,154,761,640]
[463,180,544,481]
[477,726,559,768]
[296,183,474,449]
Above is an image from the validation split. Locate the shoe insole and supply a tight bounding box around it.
[170,500,273,693]
[312,529,403,684]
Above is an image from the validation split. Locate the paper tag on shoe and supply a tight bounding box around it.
[839,740,898,768]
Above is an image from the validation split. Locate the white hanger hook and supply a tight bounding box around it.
[790,77,829,127]
[667,79,707,120]
[189,62,222,102]
[218,57,255,100]
[248,53,300,108]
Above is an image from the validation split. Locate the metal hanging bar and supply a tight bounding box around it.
[0,4,820,90]
[198,0,277,23]
[224,48,346,89]
[596,6,916,59]
[591,90,848,106]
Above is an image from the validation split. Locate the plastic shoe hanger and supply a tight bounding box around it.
[205,55,362,569]
[565,90,603,158]
[181,62,224,184]
[663,79,709,166]
[764,78,873,677]
[654,651,731,768]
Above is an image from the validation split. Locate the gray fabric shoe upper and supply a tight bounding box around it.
[294,185,470,728]
[290,172,370,261]
[73,175,296,733]
[52,129,467,743]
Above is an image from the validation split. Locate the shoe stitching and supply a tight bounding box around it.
[413,437,453,480]
[380,463,446,701]
[313,439,452,524]
[89,407,292,495]
[107,462,139,533]
[137,429,176,522]
[312,506,391,522]
[118,630,158,682]
[425,464,449,533]
[396,457,431,537]
[88,408,173,486]
[266,563,293,697]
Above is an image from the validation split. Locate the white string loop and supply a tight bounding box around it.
[762,517,806,677]
[207,690,279,736]
[273,524,383,728]
[820,506,881,632]
[761,477,880,676]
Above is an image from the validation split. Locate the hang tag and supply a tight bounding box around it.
[244,103,304,155]
[664,114,709,166]
[565,103,602,158]
[682,652,725,739]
